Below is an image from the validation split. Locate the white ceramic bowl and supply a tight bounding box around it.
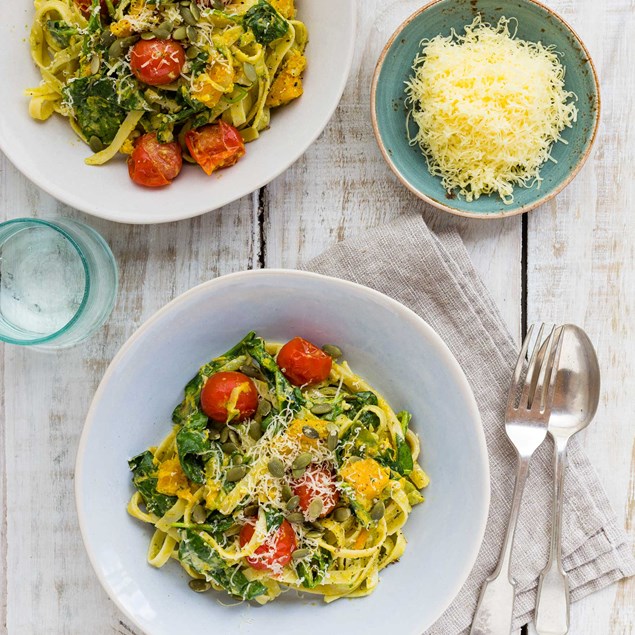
[0,2,355,224]
[76,270,489,635]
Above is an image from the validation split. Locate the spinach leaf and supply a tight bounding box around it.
[376,437,413,477]
[264,508,283,531]
[46,20,77,48]
[172,511,235,543]
[295,548,331,589]
[128,451,177,516]
[175,425,214,484]
[179,530,267,600]
[243,1,289,45]
[346,391,380,428]
[64,77,126,145]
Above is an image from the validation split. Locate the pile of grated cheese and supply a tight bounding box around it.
[405,16,578,203]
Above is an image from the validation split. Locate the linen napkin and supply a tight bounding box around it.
[302,212,635,634]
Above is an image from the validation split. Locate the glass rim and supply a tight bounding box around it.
[0,218,91,346]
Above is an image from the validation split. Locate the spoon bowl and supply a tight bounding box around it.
[550,324,601,438]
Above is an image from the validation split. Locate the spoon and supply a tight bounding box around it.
[534,324,600,635]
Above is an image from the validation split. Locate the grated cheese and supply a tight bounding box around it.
[405,16,578,203]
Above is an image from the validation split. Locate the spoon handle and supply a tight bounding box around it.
[535,435,570,635]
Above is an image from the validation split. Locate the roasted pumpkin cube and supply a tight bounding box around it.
[340,458,390,505]
[266,51,306,108]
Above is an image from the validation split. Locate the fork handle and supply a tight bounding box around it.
[470,455,531,635]
[535,436,570,635]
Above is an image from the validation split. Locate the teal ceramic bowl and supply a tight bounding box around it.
[371,0,600,218]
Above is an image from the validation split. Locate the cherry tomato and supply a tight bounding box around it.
[276,337,332,386]
[130,40,186,86]
[200,371,259,423]
[128,133,182,188]
[292,465,340,519]
[239,519,297,571]
[185,121,246,176]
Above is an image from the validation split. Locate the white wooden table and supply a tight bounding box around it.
[1,0,632,633]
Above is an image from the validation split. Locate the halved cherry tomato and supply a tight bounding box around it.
[292,465,340,519]
[128,133,182,188]
[276,337,332,386]
[185,121,246,176]
[239,519,297,571]
[130,40,186,86]
[200,371,258,423]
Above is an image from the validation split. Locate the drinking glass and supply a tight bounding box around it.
[0,218,118,349]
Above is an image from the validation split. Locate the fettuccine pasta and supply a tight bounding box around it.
[26,0,307,186]
[127,332,429,604]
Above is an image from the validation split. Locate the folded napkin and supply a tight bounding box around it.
[302,213,635,634]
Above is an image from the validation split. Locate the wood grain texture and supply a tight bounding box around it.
[0,0,632,633]
[526,0,635,633]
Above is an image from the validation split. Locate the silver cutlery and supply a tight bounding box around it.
[534,325,600,635]
[471,323,564,635]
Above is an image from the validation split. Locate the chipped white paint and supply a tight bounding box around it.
[0,0,630,634]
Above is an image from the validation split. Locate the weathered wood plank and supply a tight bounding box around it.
[526,0,635,632]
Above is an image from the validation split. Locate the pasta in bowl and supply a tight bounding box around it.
[0,2,355,222]
[28,0,308,188]
[127,332,429,603]
[76,269,488,635]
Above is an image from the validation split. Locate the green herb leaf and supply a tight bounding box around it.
[295,548,332,589]
[243,1,289,45]
[46,20,77,48]
[128,451,177,516]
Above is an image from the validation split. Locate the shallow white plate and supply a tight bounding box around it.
[0,2,355,224]
[76,270,490,635]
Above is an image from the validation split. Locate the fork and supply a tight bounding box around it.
[470,323,564,635]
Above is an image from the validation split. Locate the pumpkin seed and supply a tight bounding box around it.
[286,495,300,511]
[267,458,285,478]
[209,429,221,441]
[257,399,271,417]
[307,498,323,520]
[192,505,207,524]
[302,425,319,440]
[291,548,310,561]
[225,524,242,537]
[88,136,103,153]
[228,429,240,445]
[287,512,305,524]
[334,507,351,522]
[172,25,187,40]
[189,1,201,21]
[108,35,138,60]
[243,504,258,517]
[189,579,211,593]
[292,467,306,479]
[152,20,174,40]
[281,483,293,501]
[239,363,260,378]
[186,45,201,59]
[99,30,115,47]
[248,420,262,441]
[140,31,155,40]
[310,403,333,415]
[89,54,101,75]
[292,453,313,471]
[226,466,247,482]
[327,430,338,451]
[221,441,237,454]
[305,530,322,540]
[243,63,257,83]
[348,456,363,464]
[219,427,230,443]
[322,344,342,359]
[231,454,244,466]
[186,25,198,42]
[309,521,324,533]
[370,501,385,522]
[180,6,197,26]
